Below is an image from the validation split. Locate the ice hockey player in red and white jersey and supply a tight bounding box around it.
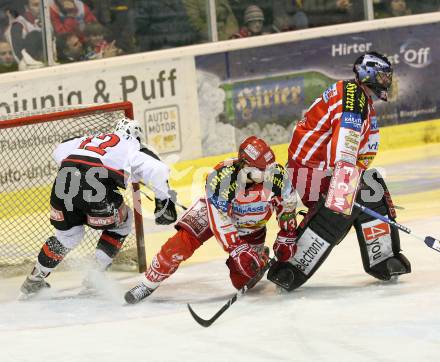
[268,52,411,292]
[20,117,177,297]
[124,136,298,304]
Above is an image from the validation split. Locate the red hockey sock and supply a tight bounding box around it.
[145,229,202,285]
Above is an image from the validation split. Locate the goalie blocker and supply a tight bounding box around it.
[268,168,411,291]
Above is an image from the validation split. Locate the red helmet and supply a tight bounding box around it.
[238,136,275,169]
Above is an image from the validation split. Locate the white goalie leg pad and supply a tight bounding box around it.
[108,207,133,237]
[55,225,85,249]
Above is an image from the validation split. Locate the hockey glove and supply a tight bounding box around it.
[154,190,177,225]
[229,243,265,279]
[273,230,297,262]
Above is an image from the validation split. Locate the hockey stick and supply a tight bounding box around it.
[137,181,188,211]
[354,202,440,253]
[138,189,188,211]
[187,257,277,327]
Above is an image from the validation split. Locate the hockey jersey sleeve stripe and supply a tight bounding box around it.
[62,157,125,178]
[303,128,332,162]
[291,99,342,161]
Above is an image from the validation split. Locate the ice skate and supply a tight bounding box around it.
[386,257,408,282]
[19,267,51,299]
[124,282,156,304]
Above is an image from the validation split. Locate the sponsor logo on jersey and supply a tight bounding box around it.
[370,116,378,131]
[209,196,229,213]
[207,165,235,191]
[361,219,393,266]
[357,154,375,167]
[368,141,379,151]
[87,215,116,227]
[232,203,265,215]
[341,112,362,131]
[322,84,337,103]
[343,81,366,114]
[291,228,330,275]
[235,218,268,229]
[344,82,357,111]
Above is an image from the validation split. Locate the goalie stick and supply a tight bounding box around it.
[354,202,440,253]
[187,257,277,327]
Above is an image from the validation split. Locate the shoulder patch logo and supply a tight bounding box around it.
[322,84,337,103]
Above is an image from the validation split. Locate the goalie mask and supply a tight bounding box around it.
[353,52,393,101]
[238,136,275,183]
[114,117,144,142]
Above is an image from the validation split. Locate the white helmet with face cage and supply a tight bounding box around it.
[114,117,144,142]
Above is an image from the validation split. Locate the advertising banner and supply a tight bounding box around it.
[0,56,201,161]
[196,22,439,156]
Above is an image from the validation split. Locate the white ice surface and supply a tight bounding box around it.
[1,216,440,362]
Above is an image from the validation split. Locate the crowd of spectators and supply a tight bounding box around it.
[0,0,439,73]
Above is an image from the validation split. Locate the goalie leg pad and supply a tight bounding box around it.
[354,169,411,280]
[268,198,360,291]
[145,229,202,285]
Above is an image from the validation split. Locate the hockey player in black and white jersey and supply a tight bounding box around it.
[20,117,177,297]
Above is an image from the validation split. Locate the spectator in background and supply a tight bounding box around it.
[19,29,44,70]
[374,0,413,18]
[184,0,239,41]
[56,32,86,62]
[231,5,268,39]
[0,7,9,36]
[83,22,122,59]
[134,0,200,51]
[272,0,309,32]
[388,0,412,16]
[0,38,18,73]
[49,0,97,40]
[4,0,42,62]
[82,0,137,54]
[230,0,273,32]
[300,0,363,27]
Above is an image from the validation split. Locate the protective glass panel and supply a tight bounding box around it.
[0,0,47,73]
[373,0,440,19]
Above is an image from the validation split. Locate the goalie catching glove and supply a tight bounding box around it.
[273,230,298,262]
[229,242,267,278]
[154,189,178,225]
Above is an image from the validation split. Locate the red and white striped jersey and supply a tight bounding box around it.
[205,159,296,252]
[288,80,379,171]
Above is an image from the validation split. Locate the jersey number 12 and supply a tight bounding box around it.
[79,134,120,156]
